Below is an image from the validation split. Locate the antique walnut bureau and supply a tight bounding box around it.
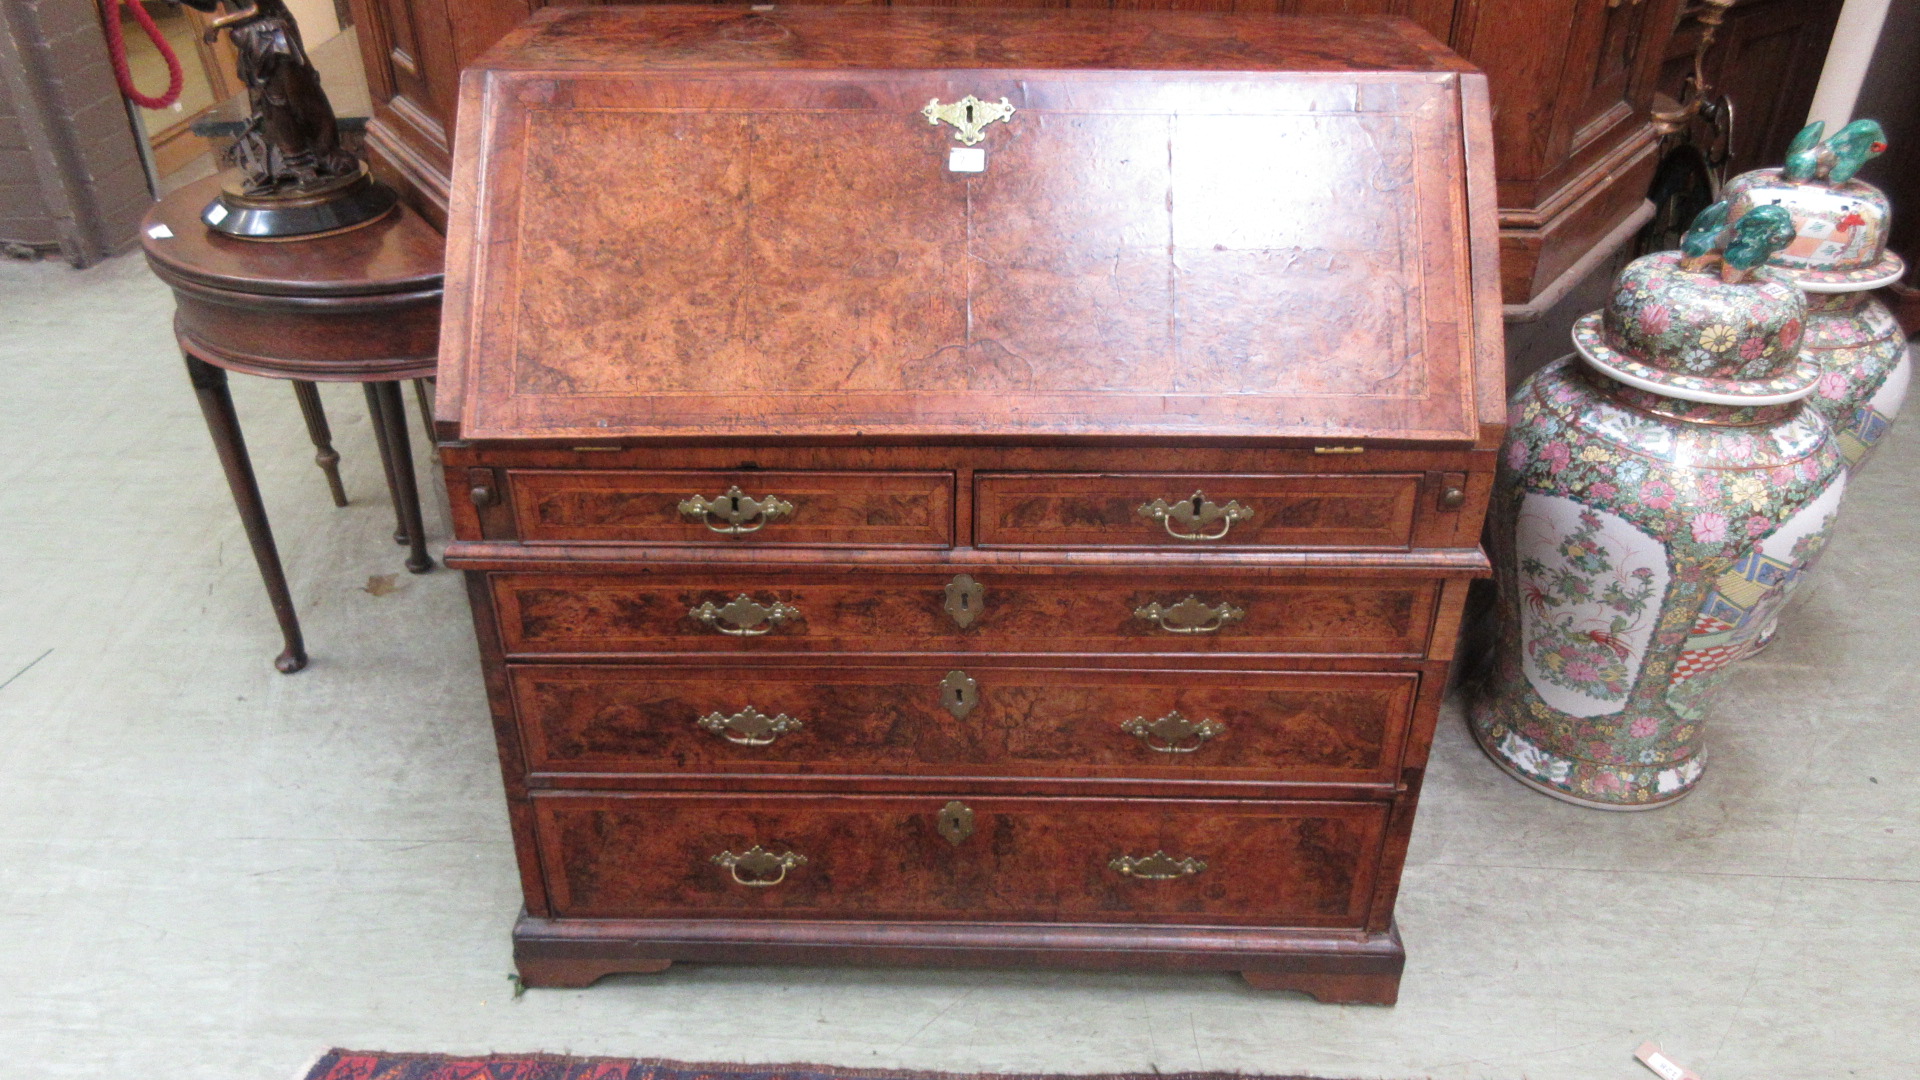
[438,4,1503,1004]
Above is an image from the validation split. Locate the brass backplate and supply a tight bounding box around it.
[1133,595,1246,635]
[712,845,807,887]
[921,95,1016,146]
[679,485,793,535]
[697,705,802,746]
[940,670,979,720]
[1121,710,1225,753]
[690,594,800,636]
[944,573,985,628]
[1136,490,1254,541]
[936,801,975,845]
[1110,850,1208,880]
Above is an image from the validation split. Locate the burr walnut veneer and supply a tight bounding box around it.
[439,5,1504,1004]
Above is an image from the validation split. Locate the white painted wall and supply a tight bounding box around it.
[284,0,341,47]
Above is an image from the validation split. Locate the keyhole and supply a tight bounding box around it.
[958,593,971,611]
[940,670,977,719]
[965,103,975,123]
[728,493,741,513]
[1191,493,1204,513]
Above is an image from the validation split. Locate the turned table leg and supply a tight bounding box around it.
[185,355,308,674]
[290,380,348,508]
[362,383,410,546]
[412,377,437,449]
[370,380,434,574]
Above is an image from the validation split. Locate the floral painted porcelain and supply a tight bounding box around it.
[1571,252,1814,405]
[1723,120,1901,289]
[1725,121,1909,471]
[1471,205,1848,809]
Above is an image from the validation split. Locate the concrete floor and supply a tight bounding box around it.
[1,251,1916,1080]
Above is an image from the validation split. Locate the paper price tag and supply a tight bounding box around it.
[206,203,229,225]
[1635,1042,1702,1080]
[146,224,174,239]
[948,147,986,173]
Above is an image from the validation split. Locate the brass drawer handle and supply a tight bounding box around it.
[691,594,800,636]
[697,706,802,746]
[1137,490,1253,541]
[1133,595,1245,635]
[712,845,807,887]
[679,485,794,535]
[1121,711,1224,753]
[1110,851,1208,880]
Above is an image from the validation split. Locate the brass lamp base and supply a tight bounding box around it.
[202,165,397,241]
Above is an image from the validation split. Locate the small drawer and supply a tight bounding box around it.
[512,663,1418,787]
[533,792,1387,926]
[491,569,1437,657]
[508,470,953,546]
[974,472,1419,549]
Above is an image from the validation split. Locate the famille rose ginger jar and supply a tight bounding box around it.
[1724,120,1909,472]
[1470,209,1848,809]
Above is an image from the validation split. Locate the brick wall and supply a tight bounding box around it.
[0,0,153,267]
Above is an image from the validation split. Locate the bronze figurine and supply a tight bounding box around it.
[177,0,394,239]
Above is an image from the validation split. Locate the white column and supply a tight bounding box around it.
[1807,0,1894,130]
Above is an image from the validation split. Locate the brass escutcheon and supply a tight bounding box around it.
[690,594,801,636]
[1137,491,1254,541]
[712,845,807,887]
[940,670,979,720]
[1110,851,1208,880]
[944,574,985,629]
[679,485,794,535]
[921,95,1016,146]
[936,801,975,846]
[1133,595,1245,635]
[697,706,802,746]
[1121,711,1224,753]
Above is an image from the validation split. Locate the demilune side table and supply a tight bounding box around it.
[140,173,444,673]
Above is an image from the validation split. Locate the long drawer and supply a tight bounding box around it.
[512,663,1417,787]
[532,792,1387,926]
[491,569,1437,657]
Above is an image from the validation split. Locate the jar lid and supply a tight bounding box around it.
[1571,207,1816,405]
[1723,120,1902,291]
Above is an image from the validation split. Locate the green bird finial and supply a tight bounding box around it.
[1825,119,1887,183]
[1720,204,1796,282]
[1782,121,1826,181]
[1780,119,1888,184]
[1680,200,1731,269]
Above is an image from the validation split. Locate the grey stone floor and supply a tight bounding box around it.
[1,251,1915,1080]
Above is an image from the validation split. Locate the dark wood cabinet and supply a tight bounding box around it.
[349,0,1690,307]
[345,0,536,216]
[437,6,1503,1003]
[1657,0,1842,179]
[1456,0,1685,303]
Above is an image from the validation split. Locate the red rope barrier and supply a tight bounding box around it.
[101,0,184,110]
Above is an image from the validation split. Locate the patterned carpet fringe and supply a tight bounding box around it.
[300,1052,1353,1080]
